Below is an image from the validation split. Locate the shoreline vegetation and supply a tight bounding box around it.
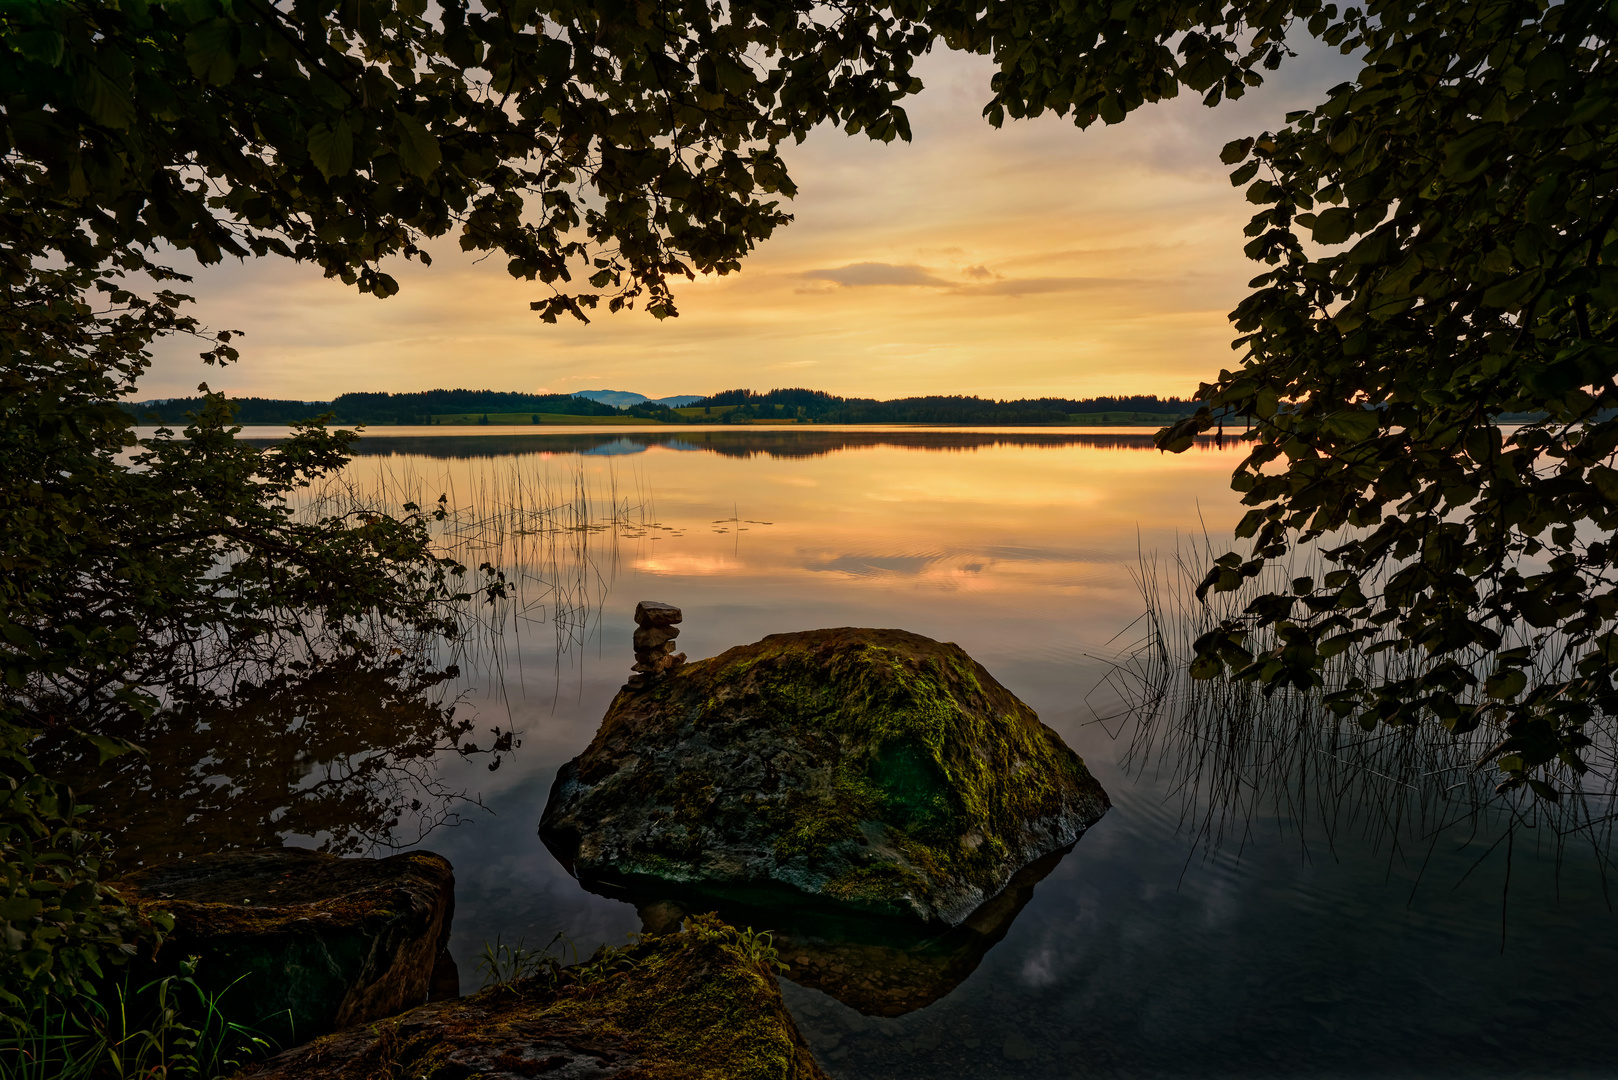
[121,387,1216,428]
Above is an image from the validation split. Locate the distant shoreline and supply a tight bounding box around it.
[120,389,1212,429]
[211,425,1252,460]
[186,413,1204,429]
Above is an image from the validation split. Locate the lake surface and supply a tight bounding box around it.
[129,426,1618,1077]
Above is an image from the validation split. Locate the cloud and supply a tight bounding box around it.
[807,553,942,576]
[798,262,1130,298]
[952,276,1134,297]
[801,262,952,288]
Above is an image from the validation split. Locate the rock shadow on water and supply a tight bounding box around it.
[613,842,1072,1018]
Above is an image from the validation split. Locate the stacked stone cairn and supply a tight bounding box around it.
[627,600,686,690]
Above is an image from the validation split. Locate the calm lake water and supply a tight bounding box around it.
[131,426,1618,1077]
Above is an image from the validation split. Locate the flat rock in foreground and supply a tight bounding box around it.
[540,627,1110,926]
[115,847,456,1042]
[239,916,827,1080]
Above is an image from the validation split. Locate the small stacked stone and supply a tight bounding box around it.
[627,601,686,690]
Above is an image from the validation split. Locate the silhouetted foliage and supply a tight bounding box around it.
[1150,0,1618,798]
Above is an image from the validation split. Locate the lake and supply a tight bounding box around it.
[125,425,1618,1078]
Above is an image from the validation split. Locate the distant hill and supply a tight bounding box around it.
[576,389,703,408]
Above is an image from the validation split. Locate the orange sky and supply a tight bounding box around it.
[140,45,1356,403]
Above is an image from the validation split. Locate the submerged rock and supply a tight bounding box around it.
[540,626,1109,927]
[238,915,827,1080]
[115,847,456,1043]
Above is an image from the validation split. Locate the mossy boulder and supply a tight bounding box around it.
[237,915,827,1080]
[115,848,457,1044]
[539,627,1109,926]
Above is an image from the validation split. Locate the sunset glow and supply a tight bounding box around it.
[142,47,1355,404]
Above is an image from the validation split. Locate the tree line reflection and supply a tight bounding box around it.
[255,429,1243,461]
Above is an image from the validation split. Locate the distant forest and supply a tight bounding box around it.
[647,388,1202,424]
[122,387,1204,426]
[123,389,619,425]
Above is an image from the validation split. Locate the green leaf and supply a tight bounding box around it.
[73,65,136,128]
[1220,137,1254,165]
[185,18,238,85]
[82,733,135,765]
[1323,407,1378,441]
[0,620,38,650]
[1481,271,1540,310]
[1441,124,1503,182]
[395,113,441,179]
[308,120,355,180]
[1588,465,1618,502]
[1484,669,1527,700]
[1317,633,1355,658]
[0,898,44,923]
[1311,207,1356,244]
[1155,414,1202,453]
[1230,160,1261,185]
[9,28,66,67]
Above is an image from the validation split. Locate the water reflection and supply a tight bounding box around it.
[1110,547,1618,875]
[608,846,1071,1017]
[317,428,1239,461]
[91,427,1618,1076]
[51,657,505,865]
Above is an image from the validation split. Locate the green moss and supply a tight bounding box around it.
[866,737,957,831]
[663,772,718,833]
[768,774,877,861]
[731,634,1087,894]
[246,917,827,1080]
[557,918,808,1078]
[822,862,929,904]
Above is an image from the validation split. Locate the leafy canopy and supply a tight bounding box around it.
[1,0,931,320]
[1150,0,1618,798]
[0,0,1365,317]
